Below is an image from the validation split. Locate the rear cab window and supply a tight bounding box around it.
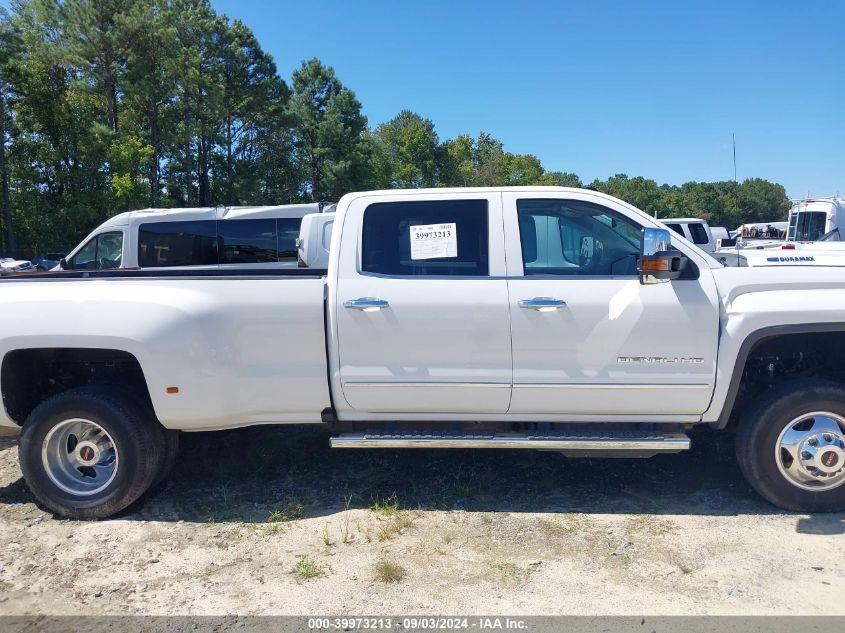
[361,200,489,276]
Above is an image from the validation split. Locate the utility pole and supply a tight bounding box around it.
[733,133,741,221]
[732,133,737,183]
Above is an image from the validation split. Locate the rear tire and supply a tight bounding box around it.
[106,386,179,488]
[736,379,845,512]
[19,386,164,519]
[152,427,179,488]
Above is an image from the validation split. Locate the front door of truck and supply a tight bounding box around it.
[334,193,512,414]
[502,192,719,416]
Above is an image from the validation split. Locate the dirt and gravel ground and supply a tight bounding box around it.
[0,425,843,616]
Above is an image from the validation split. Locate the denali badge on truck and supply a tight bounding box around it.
[617,356,705,364]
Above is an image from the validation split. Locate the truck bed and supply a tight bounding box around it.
[0,268,331,430]
[0,267,327,280]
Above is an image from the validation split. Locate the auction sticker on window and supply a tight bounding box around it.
[410,223,457,260]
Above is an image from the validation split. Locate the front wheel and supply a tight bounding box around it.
[19,387,164,519]
[736,380,845,512]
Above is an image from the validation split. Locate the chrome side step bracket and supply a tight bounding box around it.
[329,430,690,455]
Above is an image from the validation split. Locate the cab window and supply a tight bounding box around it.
[138,221,217,267]
[277,218,301,260]
[67,232,123,270]
[219,219,277,264]
[361,200,489,276]
[794,212,827,242]
[688,223,710,245]
[516,199,640,276]
[665,223,684,237]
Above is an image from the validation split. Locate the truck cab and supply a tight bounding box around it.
[786,197,845,242]
[329,190,718,421]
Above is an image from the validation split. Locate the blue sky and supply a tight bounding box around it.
[3,0,839,197]
[210,0,843,198]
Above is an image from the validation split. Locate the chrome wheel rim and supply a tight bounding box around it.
[41,418,119,496]
[776,411,845,491]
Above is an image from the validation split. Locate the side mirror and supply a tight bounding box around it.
[59,258,69,270]
[639,228,688,284]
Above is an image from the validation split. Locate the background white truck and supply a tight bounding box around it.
[712,198,845,267]
[662,218,718,252]
[2,186,845,518]
[787,197,844,242]
[714,247,845,268]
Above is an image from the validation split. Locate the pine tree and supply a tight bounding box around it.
[289,58,367,201]
[214,18,290,205]
[122,0,177,206]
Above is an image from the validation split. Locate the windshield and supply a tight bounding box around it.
[792,211,827,241]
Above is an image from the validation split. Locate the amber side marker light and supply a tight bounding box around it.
[640,259,672,272]
[166,387,179,394]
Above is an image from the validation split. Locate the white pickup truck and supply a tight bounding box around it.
[3,187,845,518]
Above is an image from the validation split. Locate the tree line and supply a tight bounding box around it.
[0,0,791,257]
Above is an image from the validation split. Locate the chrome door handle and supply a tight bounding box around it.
[518,297,567,311]
[343,298,390,311]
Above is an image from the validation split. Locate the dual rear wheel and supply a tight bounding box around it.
[18,386,178,519]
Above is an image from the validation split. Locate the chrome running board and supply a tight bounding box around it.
[330,430,690,455]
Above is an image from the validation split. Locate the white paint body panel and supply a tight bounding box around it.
[0,277,330,430]
[702,265,845,423]
[506,276,719,414]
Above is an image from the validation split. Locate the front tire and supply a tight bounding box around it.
[19,387,165,519]
[736,379,845,512]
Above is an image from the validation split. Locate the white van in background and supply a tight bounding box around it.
[58,203,334,271]
[661,218,717,252]
[296,212,335,269]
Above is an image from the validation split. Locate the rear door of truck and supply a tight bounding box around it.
[332,192,512,414]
